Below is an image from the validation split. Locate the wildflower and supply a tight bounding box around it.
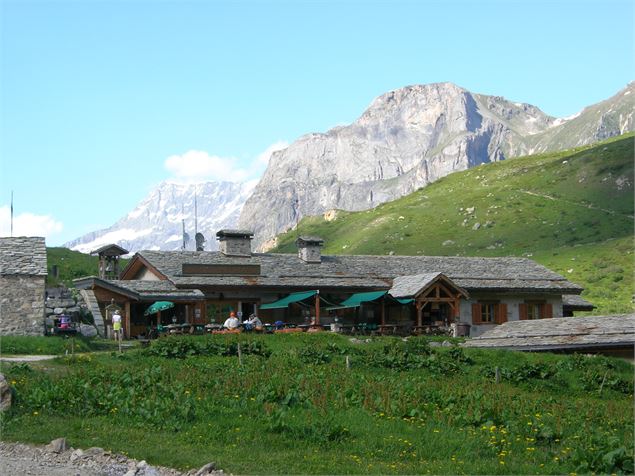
[32,411,39,416]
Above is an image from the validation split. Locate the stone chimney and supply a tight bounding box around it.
[296,236,324,263]
[216,230,254,257]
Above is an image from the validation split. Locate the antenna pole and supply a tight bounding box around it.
[194,186,198,235]
[10,191,14,237]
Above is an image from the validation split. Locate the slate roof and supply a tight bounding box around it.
[74,276,205,301]
[216,230,254,238]
[133,250,582,293]
[463,314,635,351]
[297,236,325,245]
[90,244,129,256]
[562,294,596,310]
[0,237,47,276]
[390,273,445,298]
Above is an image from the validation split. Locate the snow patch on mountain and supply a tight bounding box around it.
[65,181,254,254]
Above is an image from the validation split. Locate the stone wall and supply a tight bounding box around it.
[0,275,46,336]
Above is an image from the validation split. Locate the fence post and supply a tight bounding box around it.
[237,343,243,366]
[495,367,500,384]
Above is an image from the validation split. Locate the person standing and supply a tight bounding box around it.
[112,310,123,344]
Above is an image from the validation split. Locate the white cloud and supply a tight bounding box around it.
[164,150,249,182]
[255,140,289,166]
[0,206,63,239]
[164,141,289,183]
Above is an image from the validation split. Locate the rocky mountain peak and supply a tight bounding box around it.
[239,82,634,250]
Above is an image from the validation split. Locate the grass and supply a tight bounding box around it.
[271,133,635,314]
[46,247,128,288]
[0,335,125,355]
[1,334,633,474]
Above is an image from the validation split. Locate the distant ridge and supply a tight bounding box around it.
[64,181,254,253]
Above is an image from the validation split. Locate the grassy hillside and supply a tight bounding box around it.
[272,134,634,314]
[46,247,128,287]
[2,334,633,474]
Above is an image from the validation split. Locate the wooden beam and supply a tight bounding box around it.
[315,291,320,325]
[437,282,455,298]
[381,299,386,326]
[124,301,131,339]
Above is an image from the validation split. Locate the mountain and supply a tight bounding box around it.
[270,134,635,315]
[65,181,254,253]
[239,82,635,250]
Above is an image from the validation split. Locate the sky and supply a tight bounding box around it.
[1,0,633,246]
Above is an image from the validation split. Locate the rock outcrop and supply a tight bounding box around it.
[0,374,11,411]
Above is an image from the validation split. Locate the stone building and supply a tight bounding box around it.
[0,237,47,335]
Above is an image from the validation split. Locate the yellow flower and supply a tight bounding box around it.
[32,411,39,416]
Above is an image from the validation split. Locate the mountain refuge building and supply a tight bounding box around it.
[73,230,586,338]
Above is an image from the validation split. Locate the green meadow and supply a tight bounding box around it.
[273,134,635,314]
[1,334,633,474]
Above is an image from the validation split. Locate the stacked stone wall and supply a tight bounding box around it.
[0,275,46,336]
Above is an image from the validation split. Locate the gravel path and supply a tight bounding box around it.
[0,355,57,362]
[0,440,223,476]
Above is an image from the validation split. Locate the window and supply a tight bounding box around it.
[519,302,553,320]
[481,303,496,323]
[472,302,507,324]
[527,303,541,320]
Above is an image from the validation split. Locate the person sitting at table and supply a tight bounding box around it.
[223,312,240,329]
[246,313,263,330]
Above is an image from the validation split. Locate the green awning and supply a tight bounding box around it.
[260,290,318,309]
[336,291,388,308]
[327,291,414,310]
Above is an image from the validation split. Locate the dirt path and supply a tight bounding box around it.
[520,189,635,219]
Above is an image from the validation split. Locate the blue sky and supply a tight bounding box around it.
[1,0,633,246]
